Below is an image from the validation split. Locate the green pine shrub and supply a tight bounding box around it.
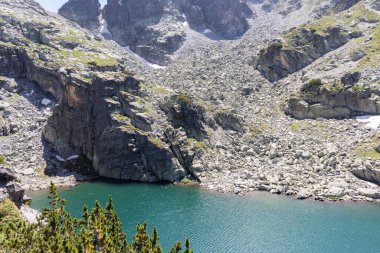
[0,182,193,253]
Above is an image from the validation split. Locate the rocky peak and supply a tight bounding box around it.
[58,0,101,32]
[179,0,253,38]
[57,0,254,65]
[103,0,184,65]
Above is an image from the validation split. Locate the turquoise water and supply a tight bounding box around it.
[29,181,380,253]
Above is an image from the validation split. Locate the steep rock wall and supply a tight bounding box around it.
[58,0,101,32]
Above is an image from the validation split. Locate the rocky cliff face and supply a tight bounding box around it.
[58,0,101,32]
[103,0,185,65]
[43,74,190,182]
[178,0,253,38]
[1,0,249,184]
[0,0,220,183]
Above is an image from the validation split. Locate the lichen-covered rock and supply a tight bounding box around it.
[0,45,25,78]
[358,188,380,199]
[161,93,210,140]
[43,74,188,182]
[284,76,380,119]
[0,45,65,99]
[0,77,19,93]
[214,111,246,133]
[331,0,360,12]
[3,0,380,200]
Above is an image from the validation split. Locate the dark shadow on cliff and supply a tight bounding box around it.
[12,78,96,182]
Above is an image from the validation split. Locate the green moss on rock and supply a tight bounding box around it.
[176,92,193,104]
[112,114,130,123]
[148,138,166,149]
[0,155,6,165]
[120,124,148,136]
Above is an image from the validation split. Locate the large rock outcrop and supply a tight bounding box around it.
[256,27,351,82]
[284,75,380,119]
[313,0,360,17]
[161,93,211,140]
[58,0,101,32]
[43,74,187,182]
[0,167,29,207]
[351,168,380,186]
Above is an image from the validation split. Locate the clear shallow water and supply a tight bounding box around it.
[29,181,380,253]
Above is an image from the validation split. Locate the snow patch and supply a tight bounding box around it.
[148,63,167,69]
[202,29,212,34]
[25,89,34,96]
[55,154,80,162]
[356,115,380,129]
[41,98,51,106]
[181,13,189,27]
[55,155,65,162]
[66,155,80,161]
[99,17,112,36]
